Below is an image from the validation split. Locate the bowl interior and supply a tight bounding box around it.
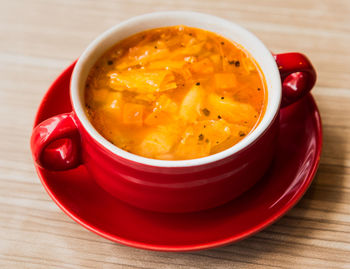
[71,11,281,167]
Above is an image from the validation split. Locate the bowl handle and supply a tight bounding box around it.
[31,112,82,170]
[274,52,317,107]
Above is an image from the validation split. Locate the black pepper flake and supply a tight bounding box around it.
[228,60,235,65]
[202,108,210,116]
[244,121,248,124]
[155,115,158,118]
[182,84,185,86]
[221,41,225,45]
[216,141,219,144]
[107,60,113,65]
[254,115,257,118]
[221,96,224,100]
[235,61,240,67]
[154,46,158,49]
[86,83,90,88]
[85,104,91,109]
[196,82,200,86]
[203,125,206,128]
[205,139,209,143]
[257,88,261,91]
[189,33,193,36]
[218,115,222,119]
[239,131,246,137]
[198,134,204,141]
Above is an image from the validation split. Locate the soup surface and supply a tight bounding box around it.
[85,26,267,160]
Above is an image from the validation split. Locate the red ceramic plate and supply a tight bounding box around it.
[33,63,322,251]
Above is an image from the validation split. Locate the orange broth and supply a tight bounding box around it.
[85,26,267,160]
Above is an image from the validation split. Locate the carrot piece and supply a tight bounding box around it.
[214,73,237,89]
[122,103,144,126]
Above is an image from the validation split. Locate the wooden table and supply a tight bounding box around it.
[1,0,350,268]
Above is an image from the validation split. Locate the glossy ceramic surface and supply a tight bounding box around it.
[33,63,322,251]
[31,12,317,213]
[274,53,316,107]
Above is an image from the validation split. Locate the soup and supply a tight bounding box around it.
[85,26,267,160]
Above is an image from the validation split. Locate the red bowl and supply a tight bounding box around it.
[32,62,322,251]
[31,12,317,213]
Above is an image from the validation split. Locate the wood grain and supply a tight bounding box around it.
[1,0,350,268]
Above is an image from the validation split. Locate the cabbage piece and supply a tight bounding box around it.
[179,85,203,121]
[136,125,179,158]
[207,93,257,125]
[108,69,177,93]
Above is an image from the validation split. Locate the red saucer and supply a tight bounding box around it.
[33,62,322,251]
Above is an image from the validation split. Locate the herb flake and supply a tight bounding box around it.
[202,108,210,116]
[239,131,246,137]
[198,134,204,141]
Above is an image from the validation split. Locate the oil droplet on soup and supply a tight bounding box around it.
[85,26,267,160]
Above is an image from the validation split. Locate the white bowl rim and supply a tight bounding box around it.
[71,11,281,168]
